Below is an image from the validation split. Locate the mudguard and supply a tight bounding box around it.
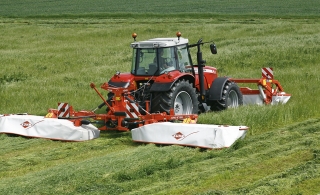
[208,77,229,101]
[150,74,195,92]
[150,82,175,92]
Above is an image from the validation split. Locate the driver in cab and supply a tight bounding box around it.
[154,48,169,69]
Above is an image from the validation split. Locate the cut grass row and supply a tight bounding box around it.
[0,118,319,194]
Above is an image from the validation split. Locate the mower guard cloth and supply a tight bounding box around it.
[131,122,248,149]
[0,115,100,141]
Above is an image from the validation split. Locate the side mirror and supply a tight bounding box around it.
[210,44,217,54]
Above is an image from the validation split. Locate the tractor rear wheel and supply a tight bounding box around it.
[209,81,243,111]
[151,79,198,115]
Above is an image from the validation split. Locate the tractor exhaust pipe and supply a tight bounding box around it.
[196,39,206,101]
[189,39,217,103]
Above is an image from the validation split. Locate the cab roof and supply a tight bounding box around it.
[130,37,189,49]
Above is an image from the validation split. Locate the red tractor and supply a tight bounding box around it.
[106,32,243,116]
[46,32,290,131]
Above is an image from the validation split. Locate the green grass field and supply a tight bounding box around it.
[1,1,320,195]
[0,0,319,17]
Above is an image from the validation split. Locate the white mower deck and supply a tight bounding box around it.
[0,114,247,149]
[131,122,248,149]
[0,115,100,141]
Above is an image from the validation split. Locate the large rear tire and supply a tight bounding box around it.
[151,79,199,115]
[210,81,243,111]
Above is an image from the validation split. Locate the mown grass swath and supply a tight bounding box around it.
[0,1,320,195]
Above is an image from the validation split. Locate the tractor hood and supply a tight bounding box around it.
[108,72,135,89]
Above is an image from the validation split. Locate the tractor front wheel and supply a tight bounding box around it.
[210,81,243,111]
[151,79,198,115]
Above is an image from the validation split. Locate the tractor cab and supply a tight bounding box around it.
[130,34,192,76]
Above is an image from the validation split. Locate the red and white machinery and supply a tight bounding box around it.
[1,32,291,147]
[232,67,290,105]
[44,32,290,131]
[46,82,198,131]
